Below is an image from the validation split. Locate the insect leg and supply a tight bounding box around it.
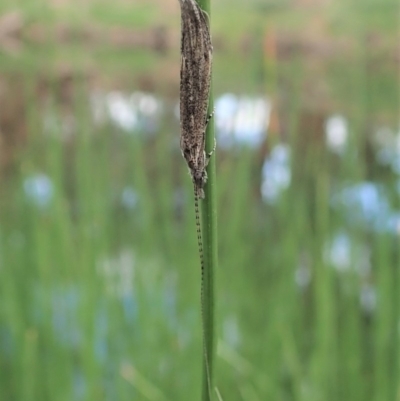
[204,108,215,129]
[206,137,216,162]
[205,108,216,162]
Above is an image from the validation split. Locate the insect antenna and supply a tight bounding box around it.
[193,185,204,292]
[193,184,213,400]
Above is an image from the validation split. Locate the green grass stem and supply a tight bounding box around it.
[197,0,218,399]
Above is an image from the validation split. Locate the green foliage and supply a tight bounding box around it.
[0,1,399,400]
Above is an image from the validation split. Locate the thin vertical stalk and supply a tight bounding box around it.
[196,0,217,399]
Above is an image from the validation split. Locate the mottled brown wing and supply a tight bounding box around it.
[179,0,212,162]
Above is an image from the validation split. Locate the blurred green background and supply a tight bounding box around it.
[0,0,399,400]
